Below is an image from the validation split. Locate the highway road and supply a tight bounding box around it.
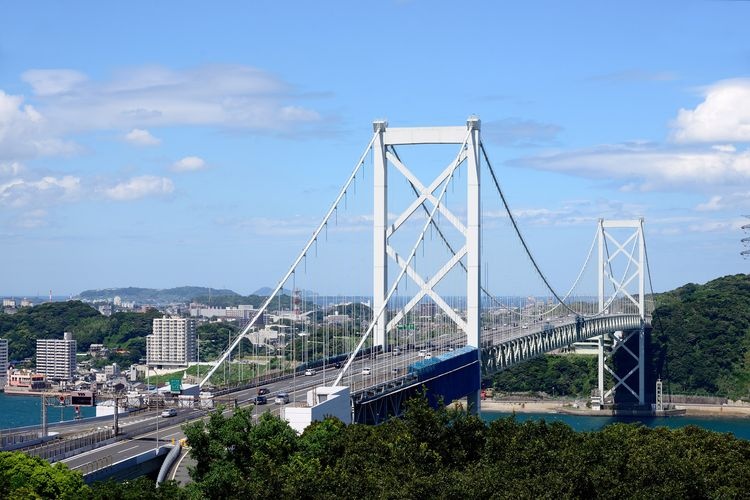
[58,346,439,477]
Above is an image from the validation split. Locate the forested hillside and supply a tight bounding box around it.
[492,355,598,397]
[493,274,750,400]
[651,273,750,399]
[0,301,162,365]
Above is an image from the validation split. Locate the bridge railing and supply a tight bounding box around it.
[481,314,646,375]
[24,428,116,463]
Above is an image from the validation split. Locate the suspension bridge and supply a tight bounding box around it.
[196,117,656,427]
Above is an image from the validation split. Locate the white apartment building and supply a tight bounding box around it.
[36,332,77,382]
[0,338,8,388]
[146,317,197,368]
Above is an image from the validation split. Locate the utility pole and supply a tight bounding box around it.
[40,394,48,438]
[113,396,119,436]
[155,396,160,452]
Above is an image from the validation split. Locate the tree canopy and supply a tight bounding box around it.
[157,397,750,499]
[0,451,88,499]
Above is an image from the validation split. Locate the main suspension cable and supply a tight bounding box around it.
[481,143,581,316]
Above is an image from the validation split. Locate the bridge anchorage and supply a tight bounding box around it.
[198,118,656,431]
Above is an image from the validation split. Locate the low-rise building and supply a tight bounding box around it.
[88,344,109,357]
[104,363,120,377]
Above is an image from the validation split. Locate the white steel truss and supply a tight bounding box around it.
[372,118,481,352]
[596,219,647,407]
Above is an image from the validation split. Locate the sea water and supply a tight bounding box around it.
[0,392,97,430]
[481,411,750,440]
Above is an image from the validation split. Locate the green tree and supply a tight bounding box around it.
[0,451,89,499]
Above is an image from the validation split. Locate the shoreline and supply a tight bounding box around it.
[478,400,750,419]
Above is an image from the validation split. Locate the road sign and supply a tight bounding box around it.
[397,324,415,330]
[70,391,95,406]
[169,379,181,394]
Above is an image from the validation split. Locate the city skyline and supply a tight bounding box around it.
[1,2,750,296]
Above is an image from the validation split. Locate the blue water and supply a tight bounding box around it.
[481,411,750,440]
[0,392,97,430]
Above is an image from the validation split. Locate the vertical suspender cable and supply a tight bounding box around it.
[200,133,378,387]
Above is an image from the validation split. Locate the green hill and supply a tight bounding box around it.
[651,273,750,399]
[493,274,750,400]
[0,300,161,364]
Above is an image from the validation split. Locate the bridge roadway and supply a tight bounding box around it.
[60,347,430,479]
[59,314,643,480]
[29,315,636,445]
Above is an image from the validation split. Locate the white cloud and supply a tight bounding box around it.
[0,90,78,161]
[104,175,174,201]
[712,144,736,153]
[21,69,88,96]
[696,195,723,212]
[513,143,750,190]
[0,175,81,207]
[124,128,161,146]
[671,79,750,143]
[171,156,206,172]
[0,161,24,177]
[695,191,750,212]
[687,220,743,233]
[483,198,646,228]
[23,64,324,134]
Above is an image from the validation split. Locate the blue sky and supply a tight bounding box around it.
[1,1,749,297]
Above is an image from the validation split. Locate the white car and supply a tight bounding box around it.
[275,392,290,404]
[161,408,177,418]
[418,349,427,357]
[304,369,315,376]
[425,352,433,359]
[362,367,372,376]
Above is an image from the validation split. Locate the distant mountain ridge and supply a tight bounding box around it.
[76,286,239,304]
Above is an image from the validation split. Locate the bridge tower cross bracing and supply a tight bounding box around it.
[597,218,647,407]
[371,117,482,409]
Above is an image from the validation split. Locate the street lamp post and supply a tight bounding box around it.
[155,397,159,452]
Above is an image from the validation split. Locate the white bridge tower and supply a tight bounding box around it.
[597,218,648,408]
[371,118,482,408]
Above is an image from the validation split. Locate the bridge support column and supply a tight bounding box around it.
[639,321,645,405]
[597,335,605,407]
[466,116,482,414]
[372,120,388,349]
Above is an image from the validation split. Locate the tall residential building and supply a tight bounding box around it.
[36,332,76,382]
[146,317,197,368]
[0,338,8,388]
